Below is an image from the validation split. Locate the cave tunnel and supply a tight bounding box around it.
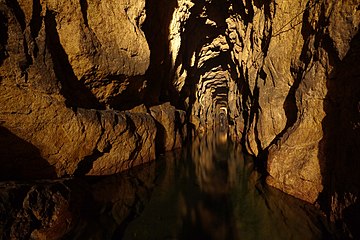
[0,0,359,239]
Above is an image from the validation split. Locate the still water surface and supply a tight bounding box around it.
[72,133,333,240]
[121,134,332,239]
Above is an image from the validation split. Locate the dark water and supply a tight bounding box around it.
[0,133,335,239]
[116,133,333,240]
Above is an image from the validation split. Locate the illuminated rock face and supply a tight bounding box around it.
[0,0,185,178]
[163,1,359,213]
[147,0,359,232]
[0,0,359,232]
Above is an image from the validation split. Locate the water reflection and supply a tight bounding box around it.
[122,133,333,240]
[180,132,247,239]
[191,132,243,194]
[0,133,335,239]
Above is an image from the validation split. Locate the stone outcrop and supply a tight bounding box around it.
[150,102,187,152]
[0,0,186,180]
[0,161,157,240]
[0,181,76,240]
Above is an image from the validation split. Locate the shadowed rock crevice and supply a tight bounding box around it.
[152,119,167,153]
[318,29,360,239]
[0,127,57,180]
[79,0,89,27]
[44,10,104,110]
[74,146,112,176]
[4,0,25,31]
[29,0,42,58]
[30,0,42,40]
[142,0,177,105]
[0,11,8,65]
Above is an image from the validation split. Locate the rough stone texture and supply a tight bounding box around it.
[44,0,150,108]
[156,0,359,236]
[0,181,76,240]
[0,0,185,180]
[258,0,359,210]
[150,102,186,152]
[0,90,157,177]
[0,0,149,110]
[0,162,157,240]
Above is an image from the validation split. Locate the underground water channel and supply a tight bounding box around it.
[70,134,335,238]
[0,131,336,239]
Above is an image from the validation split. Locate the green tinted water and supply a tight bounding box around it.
[118,134,332,240]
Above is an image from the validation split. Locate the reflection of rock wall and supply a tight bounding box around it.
[190,133,243,194]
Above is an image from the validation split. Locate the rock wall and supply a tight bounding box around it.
[156,0,359,236]
[0,0,186,179]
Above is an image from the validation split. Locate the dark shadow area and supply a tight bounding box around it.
[105,75,148,111]
[0,11,8,65]
[29,0,42,58]
[153,119,167,154]
[29,0,42,39]
[74,149,105,177]
[142,0,178,105]
[44,10,104,110]
[4,0,25,31]
[79,0,89,27]
[0,126,57,180]
[318,29,360,238]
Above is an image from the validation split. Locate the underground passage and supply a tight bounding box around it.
[0,0,359,239]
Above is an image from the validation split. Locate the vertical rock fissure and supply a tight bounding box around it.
[44,10,104,110]
[0,12,8,65]
[79,0,89,27]
[4,0,25,31]
[141,0,178,105]
[30,0,42,40]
